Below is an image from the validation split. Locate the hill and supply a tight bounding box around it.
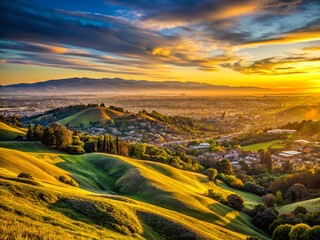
[58,107,127,127]
[0,141,269,240]
[0,122,26,140]
[0,77,265,95]
[277,198,320,214]
[276,105,320,123]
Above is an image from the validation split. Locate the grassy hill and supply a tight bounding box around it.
[58,107,127,127]
[0,141,269,239]
[0,122,26,141]
[277,198,320,213]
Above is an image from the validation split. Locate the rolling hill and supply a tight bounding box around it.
[0,141,269,240]
[0,122,26,140]
[58,107,127,127]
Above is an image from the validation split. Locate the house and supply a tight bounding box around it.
[267,129,296,134]
[279,150,301,158]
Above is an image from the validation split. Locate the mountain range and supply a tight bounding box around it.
[0,77,266,95]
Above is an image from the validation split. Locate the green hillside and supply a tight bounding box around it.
[277,198,320,213]
[0,122,26,141]
[58,107,127,127]
[0,141,269,240]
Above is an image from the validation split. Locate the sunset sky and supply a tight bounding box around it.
[1,0,319,90]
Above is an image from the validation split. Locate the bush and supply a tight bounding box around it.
[272,224,293,240]
[207,189,224,202]
[305,226,320,240]
[285,183,309,202]
[67,145,85,155]
[219,173,243,189]
[17,172,34,180]
[253,208,278,233]
[226,194,244,210]
[243,182,267,196]
[292,206,308,217]
[262,194,276,207]
[289,223,311,240]
[58,176,78,187]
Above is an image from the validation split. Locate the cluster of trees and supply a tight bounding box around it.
[0,116,23,128]
[248,203,320,240]
[128,143,203,172]
[109,105,125,112]
[268,169,320,202]
[207,189,244,211]
[26,123,128,156]
[282,119,320,140]
[139,110,214,135]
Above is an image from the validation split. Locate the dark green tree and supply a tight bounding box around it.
[26,124,34,141]
[215,159,234,175]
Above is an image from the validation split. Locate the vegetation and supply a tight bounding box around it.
[0,141,270,240]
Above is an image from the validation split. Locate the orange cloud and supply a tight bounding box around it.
[240,30,320,49]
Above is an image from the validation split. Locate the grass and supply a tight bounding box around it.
[242,140,285,152]
[277,197,320,213]
[0,122,26,141]
[0,141,270,240]
[58,107,127,127]
[215,180,263,210]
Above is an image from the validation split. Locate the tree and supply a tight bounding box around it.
[226,194,244,210]
[215,159,234,175]
[253,208,278,232]
[262,194,276,208]
[51,123,72,150]
[207,168,218,182]
[282,160,293,173]
[33,124,43,142]
[272,224,293,240]
[26,124,34,141]
[288,223,311,240]
[42,127,56,147]
[264,151,272,172]
[259,149,266,164]
[285,183,309,202]
[119,142,129,157]
[305,226,320,240]
[292,206,308,217]
[100,103,105,107]
[275,191,284,206]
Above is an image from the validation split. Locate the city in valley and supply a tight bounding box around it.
[1,0,320,240]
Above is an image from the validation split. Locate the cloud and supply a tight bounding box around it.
[223,53,320,75]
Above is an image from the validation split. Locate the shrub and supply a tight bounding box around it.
[292,206,308,217]
[288,223,311,240]
[226,194,244,210]
[58,176,78,187]
[305,226,320,240]
[243,182,267,196]
[253,208,278,233]
[285,183,309,202]
[269,214,302,234]
[207,189,224,202]
[17,172,34,180]
[262,194,276,207]
[272,224,293,240]
[67,145,85,155]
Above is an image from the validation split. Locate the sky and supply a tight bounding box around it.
[0,0,320,91]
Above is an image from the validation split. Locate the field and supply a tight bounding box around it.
[242,140,285,152]
[0,141,269,240]
[0,122,26,141]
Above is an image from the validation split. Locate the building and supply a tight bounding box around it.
[267,129,296,134]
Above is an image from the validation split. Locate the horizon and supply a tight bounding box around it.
[1,0,320,92]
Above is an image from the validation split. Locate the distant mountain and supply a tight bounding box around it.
[0,77,266,95]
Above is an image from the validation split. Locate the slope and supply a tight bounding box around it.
[0,142,269,239]
[277,197,320,213]
[58,107,127,127]
[0,122,26,140]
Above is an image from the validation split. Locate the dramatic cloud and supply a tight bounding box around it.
[1,0,319,83]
